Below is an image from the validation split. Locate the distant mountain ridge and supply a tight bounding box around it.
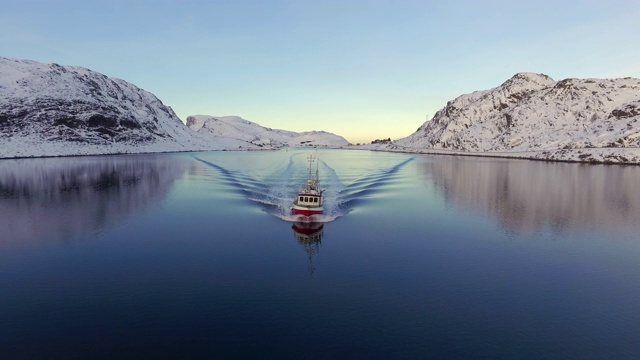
[187,115,350,149]
[0,57,349,158]
[3,57,640,162]
[395,72,640,162]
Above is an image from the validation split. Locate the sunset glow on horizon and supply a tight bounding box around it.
[2,0,639,143]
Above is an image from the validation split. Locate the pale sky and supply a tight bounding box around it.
[2,0,639,144]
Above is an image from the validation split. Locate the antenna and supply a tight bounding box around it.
[315,156,320,187]
[307,154,314,176]
[315,148,318,182]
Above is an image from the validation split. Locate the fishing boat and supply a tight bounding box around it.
[291,155,324,218]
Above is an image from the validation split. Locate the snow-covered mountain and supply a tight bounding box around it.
[394,73,640,163]
[0,57,224,158]
[0,57,351,158]
[187,115,350,149]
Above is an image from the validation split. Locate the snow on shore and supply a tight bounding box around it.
[356,142,640,164]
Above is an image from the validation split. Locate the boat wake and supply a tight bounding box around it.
[193,153,414,223]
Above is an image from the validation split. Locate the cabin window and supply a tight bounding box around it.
[299,196,304,202]
[304,197,309,202]
[313,197,318,203]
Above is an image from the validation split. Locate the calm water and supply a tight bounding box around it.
[1,149,640,359]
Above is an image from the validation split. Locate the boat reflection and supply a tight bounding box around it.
[292,222,324,274]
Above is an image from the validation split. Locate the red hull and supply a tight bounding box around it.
[292,208,323,217]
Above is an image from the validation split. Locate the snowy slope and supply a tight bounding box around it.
[394,72,640,163]
[187,115,350,149]
[0,57,221,158]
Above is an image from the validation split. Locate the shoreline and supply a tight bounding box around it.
[2,142,640,166]
[350,144,640,165]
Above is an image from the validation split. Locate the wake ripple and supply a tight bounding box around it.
[193,154,414,223]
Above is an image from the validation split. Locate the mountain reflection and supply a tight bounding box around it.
[0,155,185,248]
[426,157,640,234]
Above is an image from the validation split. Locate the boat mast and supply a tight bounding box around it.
[307,154,314,189]
[307,155,314,177]
[315,155,320,188]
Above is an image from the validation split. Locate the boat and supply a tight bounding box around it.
[291,155,324,218]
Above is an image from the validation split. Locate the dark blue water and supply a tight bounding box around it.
[1,150,640,359]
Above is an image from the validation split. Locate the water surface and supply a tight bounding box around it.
[1,150,639,358]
